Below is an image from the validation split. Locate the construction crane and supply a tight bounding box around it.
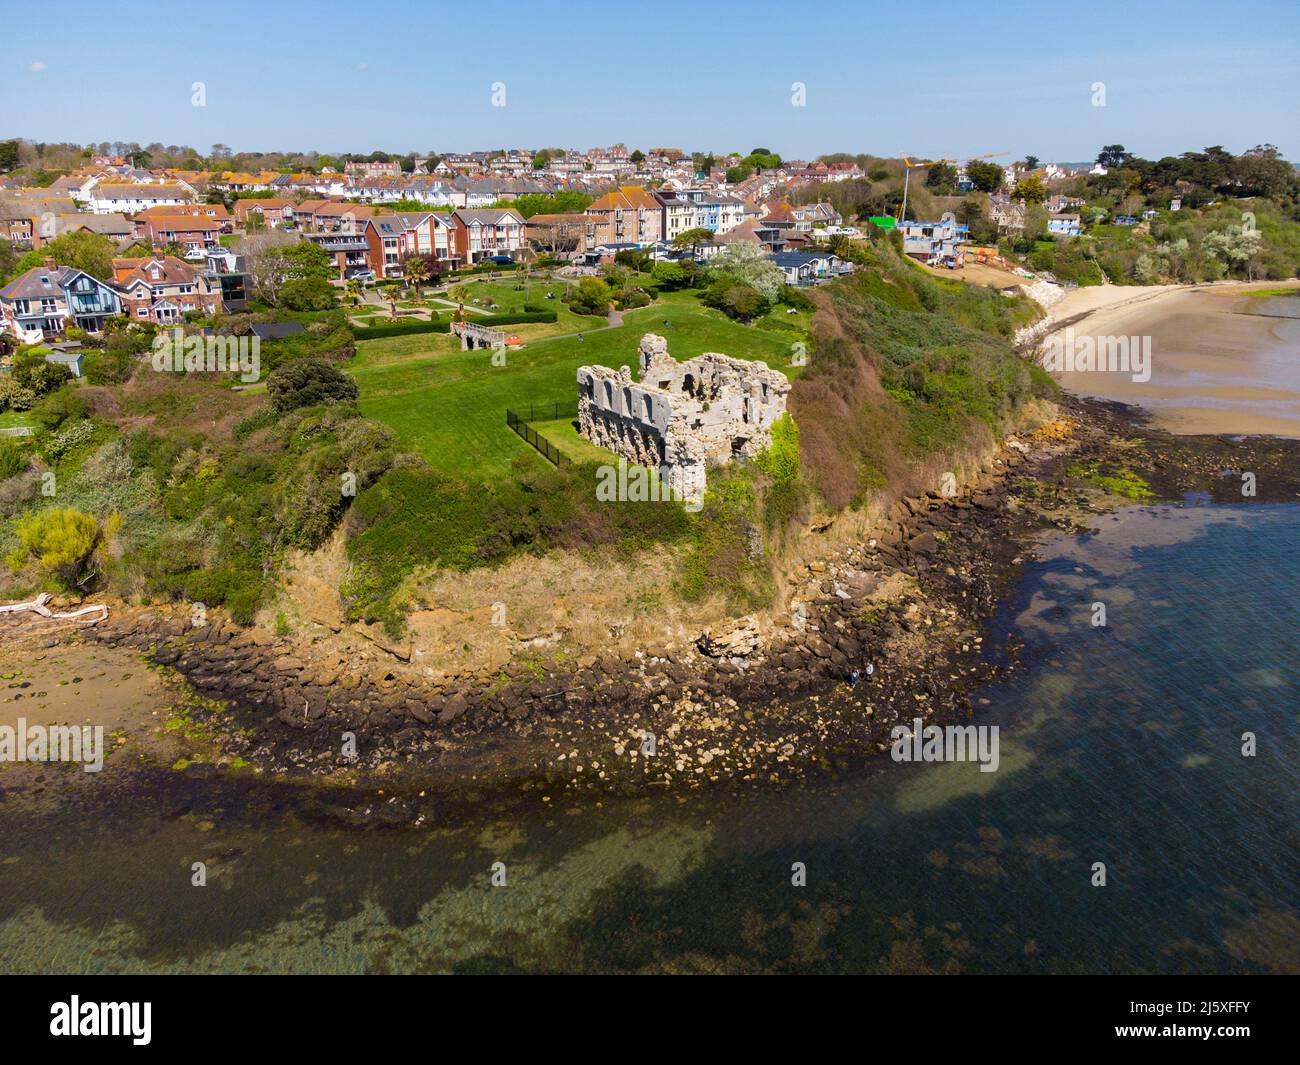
[896,151,1010,221]
[897,156,953,223]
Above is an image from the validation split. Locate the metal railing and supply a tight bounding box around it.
[505,401,581,467]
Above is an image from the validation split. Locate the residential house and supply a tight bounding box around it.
[0,259,124,341]
[111,254,223,323]
[713,217,785,254]
[364,212,459,277]
[135,202,232,232]
[898,218,969,266]
[791,202,842,228]
[312,202,376,234]
[200,249,249,310]
[653,189,700,244]
[304,232,372,280]
[770,251,850,284]
[525,212,587,256]
[450,208,527,264]
[137,215,224,258]
[233,198,296,228]
[215,171,281,193]
[988,194,1026,235]
[1047,213,1082,237]
[344,160,402,179]
[88,184,192,215]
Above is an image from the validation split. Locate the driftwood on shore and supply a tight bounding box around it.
[0,593,108,625]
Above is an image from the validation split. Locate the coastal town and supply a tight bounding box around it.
[0,0,1297,991]
[1,142,1195,344]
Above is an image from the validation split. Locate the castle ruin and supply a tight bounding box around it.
[577,334,790,506]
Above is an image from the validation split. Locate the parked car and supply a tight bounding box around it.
[484,255,514,265]
[350,269,376,281]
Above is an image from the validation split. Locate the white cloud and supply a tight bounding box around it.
[29,61,46,72]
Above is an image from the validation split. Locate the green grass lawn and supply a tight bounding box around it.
[345,297,806,481]
[441,277,590,338]
[0,411,37,430]
[528,417,618,465]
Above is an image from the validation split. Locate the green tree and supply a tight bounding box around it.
[1012,175,1047,204]
[12,230,116,281]
[966,161,1004,193]
[278,276,338,310]
[706,243,784,301]
[651,261,687,290]
[266,358,359,413]
[925,163,958,193]
[565,277,611,316]
[403,255,432,295]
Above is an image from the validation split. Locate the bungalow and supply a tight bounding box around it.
[770,251,850,284]
[111,254,223,323]
[51,213,135,246]
[87,184,192,215]
[364,212,459,277]
[450,208,527,264]
[0,259,124,341]
[215,171,281,193]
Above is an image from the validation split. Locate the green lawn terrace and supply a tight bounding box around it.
[344,296,810,482]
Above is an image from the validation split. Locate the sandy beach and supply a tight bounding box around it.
[1040,280,1300,437]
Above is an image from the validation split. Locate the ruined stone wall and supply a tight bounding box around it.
[577,333,790,505]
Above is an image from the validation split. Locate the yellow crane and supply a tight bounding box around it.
[897,156,953,222]
[896,151,1010,221]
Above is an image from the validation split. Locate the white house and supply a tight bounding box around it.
[88,183,192,215]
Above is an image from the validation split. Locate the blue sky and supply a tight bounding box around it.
[4,0,1297,163]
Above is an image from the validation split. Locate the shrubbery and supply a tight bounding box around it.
[266,358,359,413]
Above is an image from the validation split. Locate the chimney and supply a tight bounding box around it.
[44,256,56,270]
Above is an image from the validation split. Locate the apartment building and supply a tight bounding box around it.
[450,208,527,264]
[583,186,663,249]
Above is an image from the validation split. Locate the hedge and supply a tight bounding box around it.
[354,309,556,340]
[476,310,557,325]
[358,319,451,339]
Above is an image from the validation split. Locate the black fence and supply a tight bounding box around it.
[505,400,581,467]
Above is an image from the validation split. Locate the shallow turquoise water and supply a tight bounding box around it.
[0,503,1296,973]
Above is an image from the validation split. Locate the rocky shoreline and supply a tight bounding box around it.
[8,394,1300,802]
